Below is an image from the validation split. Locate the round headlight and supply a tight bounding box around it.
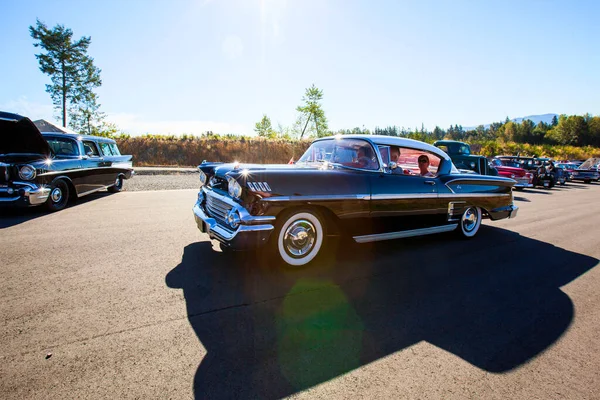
[199,170,207,186]
[18,165,36,181]
[228,177,242,199]
[510,174,515,179]
[470,161,476,168]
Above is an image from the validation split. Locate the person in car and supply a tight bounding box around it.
[418,155,434,177]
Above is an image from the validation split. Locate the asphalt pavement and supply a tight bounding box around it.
[1,183,600,399]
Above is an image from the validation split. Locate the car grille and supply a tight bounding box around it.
[205,191,233,223]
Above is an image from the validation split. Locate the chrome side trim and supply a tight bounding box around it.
[0,196,20,202]
[38,166,134,177]
[445,177,516,185]
[260,194,370,202]
[353,224,458,243]
[447,201,466,222]
[439,193,511,198]
[77,185,111,197]
[372,193,437,200]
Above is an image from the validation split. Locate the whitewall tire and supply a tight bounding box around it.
[276,210,325,267]
[458,206,482,238]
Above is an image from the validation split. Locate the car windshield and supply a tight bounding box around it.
[297,138,380,170]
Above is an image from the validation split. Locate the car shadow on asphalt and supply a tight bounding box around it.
[166,227,598,399]
[0,192,114,229]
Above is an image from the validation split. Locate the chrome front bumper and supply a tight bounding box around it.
[0,182,50,206]
[193,192,275,250]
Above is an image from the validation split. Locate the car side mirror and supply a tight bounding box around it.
[389,162,398,170]
[87,151,94,157]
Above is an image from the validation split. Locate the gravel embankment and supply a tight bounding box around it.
[123,174,201,191]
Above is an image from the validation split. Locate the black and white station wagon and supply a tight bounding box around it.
[194,135,519,267]
[0,111,134,211]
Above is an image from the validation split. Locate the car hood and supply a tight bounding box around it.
[201,162,319,178]
[0,111,52,158]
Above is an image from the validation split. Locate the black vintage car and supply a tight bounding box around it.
[0,111,134,211]
[193,135,519,267]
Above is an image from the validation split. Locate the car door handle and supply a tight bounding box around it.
[424,180,436,185]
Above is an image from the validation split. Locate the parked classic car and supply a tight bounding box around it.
[0,111,134,211]
[433,140,498,176]
[489,158,533,189]
[495,156,563,188]
[572,158,600,183]
[556,163,577,181]
[193,135,519,267]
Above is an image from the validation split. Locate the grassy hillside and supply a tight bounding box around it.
[115,136,600,166]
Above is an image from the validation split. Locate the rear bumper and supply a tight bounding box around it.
[0,182,50,207]
[193,200,274,250]
[513,182,533,188]
[488,204,519,221]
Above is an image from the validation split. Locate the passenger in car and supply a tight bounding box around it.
[418,155,434,177]
[356,146,375,169]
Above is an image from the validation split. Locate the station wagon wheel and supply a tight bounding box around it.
[108,175,124,193]
[274,209,325,267]
[457,206,481,239]
[46,179,69,212]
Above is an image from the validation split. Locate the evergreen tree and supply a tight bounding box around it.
[296,84,328,138]
[30,19,102,128]
[254,114,276,138]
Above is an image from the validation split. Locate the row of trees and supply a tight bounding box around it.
[373,114,600,147]
[255,86,599,148]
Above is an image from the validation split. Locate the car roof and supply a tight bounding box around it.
[41,132,116,144]
[315,135,451,161]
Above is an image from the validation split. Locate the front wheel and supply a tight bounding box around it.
[45,179,69,212]
[272,209,325,268]
[456,206,482,239]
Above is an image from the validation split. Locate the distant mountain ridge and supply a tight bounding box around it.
[465,113,558,130]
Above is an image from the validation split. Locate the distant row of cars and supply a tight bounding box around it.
[434,140,600,189]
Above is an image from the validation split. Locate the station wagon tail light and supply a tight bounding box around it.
[227,177,242,199]
[18,165,36,181]
[199,170,207,186]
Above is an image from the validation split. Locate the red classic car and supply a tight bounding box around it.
[489,158,533,189]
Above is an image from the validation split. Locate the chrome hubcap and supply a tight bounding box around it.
[51,187,63,203]
[462,208,477,232]
[115,177,120,186]
[283,219,317,257]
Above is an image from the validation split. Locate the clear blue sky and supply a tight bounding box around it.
[1,0,599,135]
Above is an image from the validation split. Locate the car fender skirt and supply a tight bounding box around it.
[488,204,519,221]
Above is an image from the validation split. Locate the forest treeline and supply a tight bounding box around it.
[116,130,600,167]
[372,114,600,147]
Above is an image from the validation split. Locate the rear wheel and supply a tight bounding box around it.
[108,175,124,193]
[456,206,481,239]
[272,209,325,268]
[46,179,69,212]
